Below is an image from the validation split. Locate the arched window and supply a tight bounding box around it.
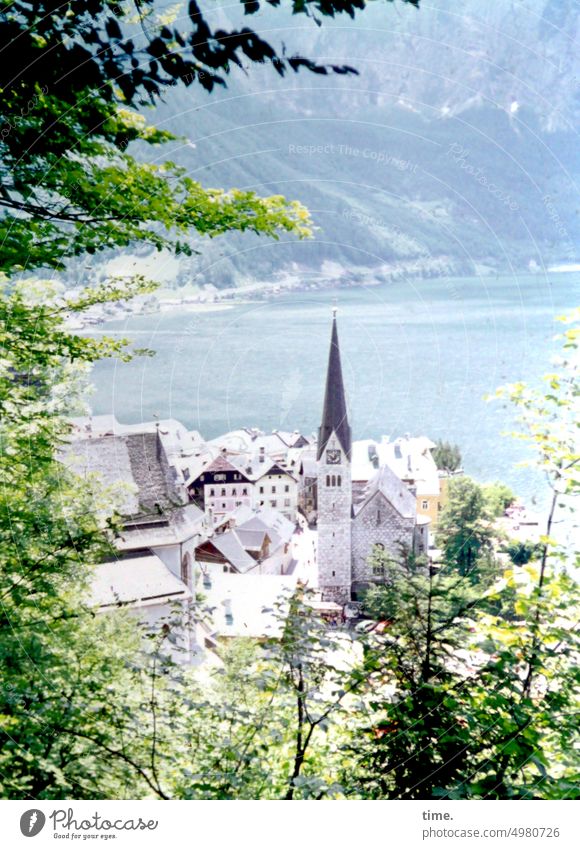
[326,474,330,487]
[181,552,192,587]
[376,509,381,526]
[372,543,385,577]
[337,475,342,487]
[331,474,336,487]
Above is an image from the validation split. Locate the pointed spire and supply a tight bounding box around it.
[318,309,351,460]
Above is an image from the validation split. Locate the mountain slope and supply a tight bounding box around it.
[137,0,580,288]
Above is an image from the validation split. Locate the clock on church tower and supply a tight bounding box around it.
[326,448,341,464]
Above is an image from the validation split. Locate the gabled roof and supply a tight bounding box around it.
[89,554,190,609]
[210,533,256,573]
[318,314,351,460]
[354,464,416,520]
[202,454,248,477]
[61,429,194,549]
[249,460,295,482]
[240,508,294,548]
[62,436,139,515]
[208,428,310,459]
[125,431,180,513]
[197,506,294,573]
[235,527,269,551]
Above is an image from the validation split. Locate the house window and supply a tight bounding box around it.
[326,475,330,487]
[285,484,289,493]
[221,488,226,497]
[231,488,236,496]
[376,509,381,526]
[372,562,385,577]
[242,488,248,496]
[260,500,264,506]
[222,502,226,509]
[259,486,264,494]
[271,486,276,493]
[284,498,291,507]
[332,570,336,577]
[209,488,215,497]
[331,475,336,487]
[271,499,277,507]
[422,500,428,510]
[337,475,342,487]
[235,501,241,507]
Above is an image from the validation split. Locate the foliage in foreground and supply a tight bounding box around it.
[0,0,578,798]
[1,283,579,799]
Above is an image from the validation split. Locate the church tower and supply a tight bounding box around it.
[316,309,352,603]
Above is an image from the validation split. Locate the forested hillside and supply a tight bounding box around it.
[136,0,580,289]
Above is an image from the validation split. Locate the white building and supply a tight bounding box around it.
[186,449,299,521]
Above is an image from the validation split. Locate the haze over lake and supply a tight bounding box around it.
[89,273,578,506]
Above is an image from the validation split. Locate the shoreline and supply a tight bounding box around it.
[70,267,575,329]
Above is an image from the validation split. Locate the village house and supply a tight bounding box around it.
[62,419,208,662]
[185,446,299,520]
[62,416,303,661]
[208,427,311,462]
[195,505,295,577]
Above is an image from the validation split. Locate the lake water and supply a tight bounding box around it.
[89,273,579,507]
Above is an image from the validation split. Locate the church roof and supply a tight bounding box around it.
[318,314,351,460]
[354,463,416,519]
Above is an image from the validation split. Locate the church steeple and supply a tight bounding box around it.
[318,308,351,460]
[316,307,352,604]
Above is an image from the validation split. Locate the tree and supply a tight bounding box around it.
[0,0,420,274]
[493,310,580,711]
[0,277,181,798]
[157,591,368,800]
[482,481,515,518]
[361,546,427,622]
[503,539,543,567]
[1,1,420,108]
[435,476,496,581]
[345,314,580,800]
[345,548,490,798]
[0,0,421,799]
[432,439,462,473]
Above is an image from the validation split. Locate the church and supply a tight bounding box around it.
[316,310,429,603]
